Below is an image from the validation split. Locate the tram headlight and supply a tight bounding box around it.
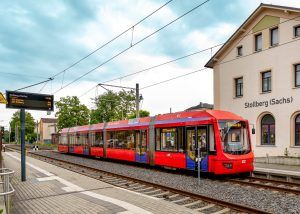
[222,162,233,169]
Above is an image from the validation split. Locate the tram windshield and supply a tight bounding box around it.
[218,120,250,155]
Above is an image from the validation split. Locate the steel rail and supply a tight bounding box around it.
[228,177,300,195]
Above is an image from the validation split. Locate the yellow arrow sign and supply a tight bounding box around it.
[0,92,7,104]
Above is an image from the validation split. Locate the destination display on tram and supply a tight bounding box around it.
[6,91,54,111]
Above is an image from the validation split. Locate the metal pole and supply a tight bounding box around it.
[36,120,39,144]
[20,109,26,181]
[0,127,2,154]
[9,126,11,144]
[4,172,9,214]
[15,125,17,144]
[135,83,139,118]
[198,147,201,185]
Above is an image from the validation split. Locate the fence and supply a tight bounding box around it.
[0,168,15,214]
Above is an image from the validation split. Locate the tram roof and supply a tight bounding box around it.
[59,110,245,133]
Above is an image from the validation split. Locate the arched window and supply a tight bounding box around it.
[295,114,300,146]
[261,114,275,145]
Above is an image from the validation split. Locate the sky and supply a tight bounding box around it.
[0,0,299,128]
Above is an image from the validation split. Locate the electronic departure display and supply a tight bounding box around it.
[6,91,54,111]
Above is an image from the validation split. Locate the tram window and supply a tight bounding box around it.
[90,132,103,147]
[230,130,241,142]
[59,135,68,145]
[127,131,135,149]
[96,132,103,147]
[160,128,177,152]
[209,125,216,152]
[156,129,161,150]
[69,134,77,146]
[141,131,147,151]
[106,132,115,148]
[108,131,135,149]
[78,133,88,147]
[177,127,184,152]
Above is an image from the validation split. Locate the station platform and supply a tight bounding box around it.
[2,152,197,214]
[254,162,300,181]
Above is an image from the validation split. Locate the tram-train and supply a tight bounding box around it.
[58,110,254,175]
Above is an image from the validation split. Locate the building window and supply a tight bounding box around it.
[237,46,243,56]
[255,33,262,51]
[262,71,271,92]
[294,25,300,37]
[295,64,300,87]
[261,114,275,145]
[270,27,278,46]
[235,77,243,97]
[295,114,300,146]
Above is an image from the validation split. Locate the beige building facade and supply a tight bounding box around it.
[206,4,300,157]
[38,118,57,144]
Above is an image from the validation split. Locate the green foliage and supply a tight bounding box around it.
[4,130,10,143]
[128,110,150,119]
[9,111,36,143]
[55,96,90,130]
[90,90,137,124]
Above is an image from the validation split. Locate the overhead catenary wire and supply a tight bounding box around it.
[0,71,48,79]
[11,0,175,93]
[14,4,300,95]
[51,0,175,79]
[78,13,300,98]
[141,67,208,90]
[84,36,300,96]
[78,42,223,97]
[53,0,211,94]
[142,37,300,90]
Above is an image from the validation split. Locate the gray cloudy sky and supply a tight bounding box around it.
[0,0,299,127]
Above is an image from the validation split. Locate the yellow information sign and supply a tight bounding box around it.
[0,92,7,104]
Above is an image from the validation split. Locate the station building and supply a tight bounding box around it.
[205,4,300,157]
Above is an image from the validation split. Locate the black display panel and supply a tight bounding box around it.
[6,91,54,111]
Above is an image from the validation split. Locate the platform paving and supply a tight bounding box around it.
[254,162,300,177]
[3,152,197,214]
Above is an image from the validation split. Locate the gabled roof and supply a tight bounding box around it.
[205,3,300,68]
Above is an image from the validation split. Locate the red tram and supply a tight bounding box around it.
[58,110,254,175]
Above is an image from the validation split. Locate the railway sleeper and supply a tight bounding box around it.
[152,191,170,198]
[195,204,215,211]
[212,208,230,214]
[171,196,190,203]
[183,200,201,207]
[143,189,161,195]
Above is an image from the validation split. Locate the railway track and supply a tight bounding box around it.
[5,147,268,214]
[5,145,300,195]
[228,177,300,195]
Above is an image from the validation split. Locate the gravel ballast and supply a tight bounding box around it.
[35,151,300,214]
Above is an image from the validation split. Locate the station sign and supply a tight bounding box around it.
[0,92,7,104]
[6,91,54,111]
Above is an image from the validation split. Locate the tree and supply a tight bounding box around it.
[90,90,140,124]
[9,111,36,143]
[55,96,90,130]
[128,110,150,119]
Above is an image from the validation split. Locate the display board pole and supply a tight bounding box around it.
[20,109,26,182]
[135,83,139,118]
[198,147,201,185]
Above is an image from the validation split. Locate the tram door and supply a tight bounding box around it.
[135,130,147,163]
[186,126,208,171]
